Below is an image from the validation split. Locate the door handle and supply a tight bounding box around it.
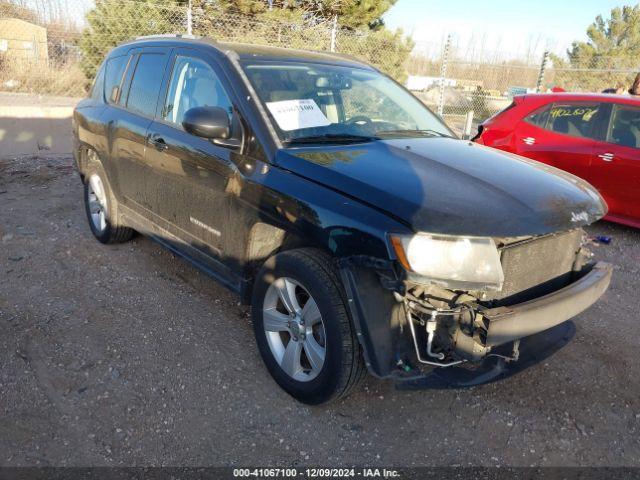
[149,135,168,151]
[598,153,614,162]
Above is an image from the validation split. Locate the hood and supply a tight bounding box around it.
[275,137,606,237]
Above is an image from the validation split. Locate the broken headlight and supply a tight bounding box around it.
[390,233,504,291]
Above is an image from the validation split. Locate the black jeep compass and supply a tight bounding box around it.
[73,35,612,404]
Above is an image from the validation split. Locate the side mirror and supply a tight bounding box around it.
[182,106,230,140]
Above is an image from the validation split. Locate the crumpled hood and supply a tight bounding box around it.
[275,137,607,237]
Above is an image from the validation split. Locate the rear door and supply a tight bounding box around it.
[144,48,243,260]
[513,101,603,181]
[116,47,171,214]
[591,103,640,221]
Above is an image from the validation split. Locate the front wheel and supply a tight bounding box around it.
[251,249,366,404]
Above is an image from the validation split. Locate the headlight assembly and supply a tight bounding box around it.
[390,233,504,291]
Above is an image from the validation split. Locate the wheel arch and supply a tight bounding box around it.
[240,222,335,303]
[77,145,105,179]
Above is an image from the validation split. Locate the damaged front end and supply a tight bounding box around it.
[339,229,612,382]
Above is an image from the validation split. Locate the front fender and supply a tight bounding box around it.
[339,262,412,378]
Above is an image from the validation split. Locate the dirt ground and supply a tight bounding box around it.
[1,154,639,468]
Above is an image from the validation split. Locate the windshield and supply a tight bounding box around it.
[240,61,454,145]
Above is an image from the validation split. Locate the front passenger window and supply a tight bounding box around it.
[608,105,640,149]
[163,56,233,130]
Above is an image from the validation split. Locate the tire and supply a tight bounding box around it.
[83,165,135,244]
[251,248,366,404]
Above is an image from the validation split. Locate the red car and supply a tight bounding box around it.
[474,93,640,228]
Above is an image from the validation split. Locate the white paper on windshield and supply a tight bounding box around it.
[265,99,330,131]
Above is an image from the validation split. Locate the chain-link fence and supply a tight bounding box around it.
[408,42,545,135]
[408,36,640,135]
[1,0,638,136]
[0,0,412,97]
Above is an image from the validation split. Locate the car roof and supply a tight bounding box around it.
[520,92,640,105]
[113,35,373,70]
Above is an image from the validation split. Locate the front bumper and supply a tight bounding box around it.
[340,260,612,379]
[482,262,613,347]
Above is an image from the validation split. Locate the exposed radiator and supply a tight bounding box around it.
[484,229,583,304]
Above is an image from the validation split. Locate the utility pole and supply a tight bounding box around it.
[437,34,452,117]
[536,50,550,93]
[186,0,193,35]
[330,15,338,52]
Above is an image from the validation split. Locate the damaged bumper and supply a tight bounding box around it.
[482,262,612,347]
[340,259,613,380]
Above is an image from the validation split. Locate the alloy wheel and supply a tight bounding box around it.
[262,277,327,382]
[87,174,108,233]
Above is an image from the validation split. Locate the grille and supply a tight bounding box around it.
[485,229,583,303]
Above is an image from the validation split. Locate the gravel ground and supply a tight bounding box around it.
[1,154,639,468]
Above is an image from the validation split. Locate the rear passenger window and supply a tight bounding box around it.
[104,55,129,104]
[547,104,600,139]
[608,105,640,149]
[127,53,167,118]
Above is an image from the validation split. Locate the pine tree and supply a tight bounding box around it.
[565,5,640,70]
[79,0,186,78]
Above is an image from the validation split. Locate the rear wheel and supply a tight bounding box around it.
[251,248,366,404]
[83,168,134,244]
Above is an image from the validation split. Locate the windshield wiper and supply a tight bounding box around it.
[376,129,455,139]
[284,133,379,145]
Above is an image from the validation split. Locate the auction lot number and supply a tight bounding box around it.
[234,468,400,478]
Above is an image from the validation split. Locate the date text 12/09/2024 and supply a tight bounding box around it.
[232,468,401,478]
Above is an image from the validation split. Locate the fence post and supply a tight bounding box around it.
[186,0,193,35]
[463,110,475,139]
[536,50,550,93]
[438,34,452,117]
[330,15,338,52]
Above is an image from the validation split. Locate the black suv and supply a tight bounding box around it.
[73,36,612,404]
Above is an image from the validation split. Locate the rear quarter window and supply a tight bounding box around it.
[90,62,106,101]
[524,104,550,128]
[104,55,129,104]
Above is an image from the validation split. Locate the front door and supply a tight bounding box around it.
[145,49,242,260]
[591,103,640,222]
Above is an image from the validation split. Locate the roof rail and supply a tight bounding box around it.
[134,34,199,40]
